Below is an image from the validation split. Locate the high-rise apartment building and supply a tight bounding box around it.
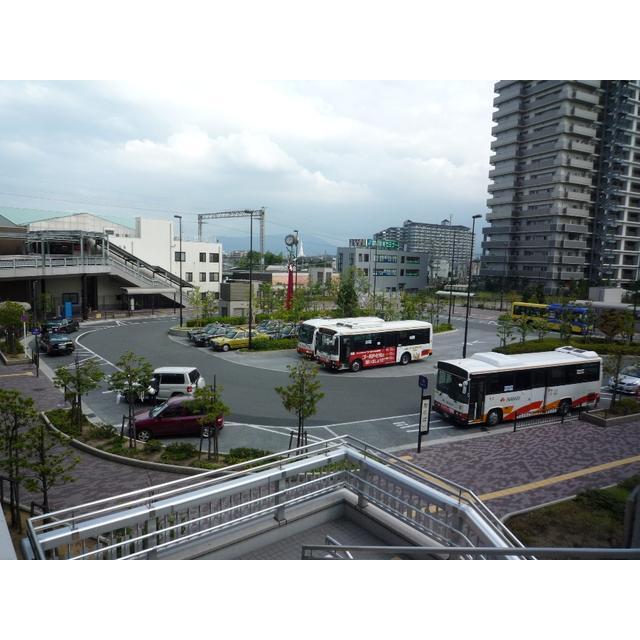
[375,219,472,272]
[480,80,640,293]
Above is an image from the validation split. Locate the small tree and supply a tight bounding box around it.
[496,313,515,347]
[336,268,359,317]
[108,352,154,447]
[191,383,230,463]
[603,354,637,412]
[23,418,80,513]
[530,316,549,341]
[186,286,204,320]
[0,301,25,355]
[0,389,37,532]
[275,361,325,448]
[513,315,532,343]
[598,309,633,343]
[53,357,105,430]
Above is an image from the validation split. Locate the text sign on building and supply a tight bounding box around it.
[348,238,399,250]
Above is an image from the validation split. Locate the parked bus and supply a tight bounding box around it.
[296,317,383,358]
[511,302,590,334]
[434,346,601,427]
[315,319,433,372]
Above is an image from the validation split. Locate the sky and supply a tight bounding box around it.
[0,80,496,252]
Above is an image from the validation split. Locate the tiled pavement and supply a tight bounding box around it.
[2,360,640,521]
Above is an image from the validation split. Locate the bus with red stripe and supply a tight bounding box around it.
[315,320,433,372]
[434,346,601,427]
[296,317,384,358]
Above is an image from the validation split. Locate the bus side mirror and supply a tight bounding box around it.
[461,381,468,395]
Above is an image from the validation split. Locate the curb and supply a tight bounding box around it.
[433,328,458,336]
[0,349,31,366]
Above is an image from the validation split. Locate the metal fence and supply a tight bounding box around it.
[511,406,584,432]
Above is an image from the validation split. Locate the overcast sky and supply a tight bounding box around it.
[0,80,496,250]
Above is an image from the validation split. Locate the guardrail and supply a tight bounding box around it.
[0,256,109,270]
[26,436,522,560]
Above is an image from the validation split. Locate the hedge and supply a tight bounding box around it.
[494,338,640,356]
[249,337,298,351]
[186,316,247,328]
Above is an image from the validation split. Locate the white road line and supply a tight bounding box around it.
[405,429,419,433]
[75,330,121,370]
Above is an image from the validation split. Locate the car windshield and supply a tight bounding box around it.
[50,334,69,342]
[150,400,169,418]
[621,366,640,378]
[225,330,239,338]
[298,324,315,343]
[436,369,469,404]
[317,331,338,355]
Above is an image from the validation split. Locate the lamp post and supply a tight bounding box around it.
[462,214,482,359]
[174,215,183,327]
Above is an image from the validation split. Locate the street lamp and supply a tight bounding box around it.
[174,215,183,327]
[462,214,482,359]
[293,229,299,291]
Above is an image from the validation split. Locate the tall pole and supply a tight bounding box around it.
[499,250,507,312]
[248,212,253,350]
[447,228,456,324]
[462,215,482,358]
[294,229,299,292]
[174,215,183,327]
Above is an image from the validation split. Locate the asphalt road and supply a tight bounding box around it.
[33,314,612,454]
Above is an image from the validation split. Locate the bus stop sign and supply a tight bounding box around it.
[418,375,429,390]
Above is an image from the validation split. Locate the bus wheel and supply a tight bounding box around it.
[350,359,363,372]
[486,409,502,427]
[558,400,571,416]
[400,352,411,366]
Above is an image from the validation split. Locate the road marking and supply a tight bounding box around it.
[0,371,34,378]
[479,454,640,502]
[405,429,419,433]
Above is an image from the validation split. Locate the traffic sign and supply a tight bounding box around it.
[31,328,41,335]
[418,375,429,390]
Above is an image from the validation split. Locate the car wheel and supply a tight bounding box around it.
[222,344,230,352]
[350,359,363,373]
[137,429,151,442]
[558,400,572,417]
[400,352,411,366]
[486,409,502,427]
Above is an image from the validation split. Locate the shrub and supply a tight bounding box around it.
[250,337,297,351]
[608,398,640,416]
[143,439,163,454]
[0,340,24,355]
[161,441,198,461]
[45,408,82,438]
[493,338,640,356]
[225,447,272,465]
[186,316,246,328]
[434,323,454,333]
[86,422,117,440]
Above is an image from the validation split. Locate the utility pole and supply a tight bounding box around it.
[174,215,183,327]
[462,215,482,358]
[447,223,456,325]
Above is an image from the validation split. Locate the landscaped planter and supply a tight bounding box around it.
[168,326,192,336]
[582,410,640,427]
[0,349,31,366]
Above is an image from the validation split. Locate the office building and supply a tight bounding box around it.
[480,80,640,293]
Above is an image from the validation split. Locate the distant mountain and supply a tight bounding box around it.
[214,234,339,257]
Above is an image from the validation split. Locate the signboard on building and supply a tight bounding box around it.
[348,238,399,250]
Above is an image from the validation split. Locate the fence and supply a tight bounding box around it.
[512,406,584,432]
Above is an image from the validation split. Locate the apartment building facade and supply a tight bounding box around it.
[480,80,640,293]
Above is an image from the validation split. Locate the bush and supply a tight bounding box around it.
[608,398,640,416]
[186,316,246,328]
[0,340,24,355]
[86,422,117,440]
[250,337,297,351]
[493,338,640,356]
[161,441,198,462]
[434,323,454,333]
[225,447,272,465]
[45,408,83,438]
[143,439,163,453]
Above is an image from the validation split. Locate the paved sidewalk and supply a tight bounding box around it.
[400,418,640,518]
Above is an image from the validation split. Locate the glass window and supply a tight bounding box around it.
[531,368,546,388]
[185,272,193,282]
[548,367,567,387]
[209,272,219,282]
[514,370,532,391]
[199,272,207,282]
[209,253,219,262]
[160,373,185,385]
[188,369,200,384]
[199,252,206,262]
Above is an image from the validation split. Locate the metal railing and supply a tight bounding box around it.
[26,436,522,560]
[0,255,109,270]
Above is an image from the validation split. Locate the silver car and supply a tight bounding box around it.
[609,365,640,395]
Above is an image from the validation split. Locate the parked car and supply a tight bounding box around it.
[42,317,80,334]
[187,323,224,341]
[210,329,267,351]
[134,396,223,442]
[609,365,640,395]
[40,332,75,356]
[274,324,300,339]
[192,325,229,347]
[148,367,206,400]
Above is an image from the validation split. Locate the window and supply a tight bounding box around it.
[188,370,200,384]
[62,293,79,304]
[486,372,515,395]
[209,253,219,262]
[514,370,532,391]
[199,272,206,282]
[199,252,206,262]
[160,373,185,385]
[548,366,567,387]
[531,369,546,388]
[406,269,419,277]
[185,272,193,282]
[209,272,219,282]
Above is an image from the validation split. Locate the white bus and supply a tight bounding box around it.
[315,319,433,372]
[434,346,602,427]
[296,317,384,358]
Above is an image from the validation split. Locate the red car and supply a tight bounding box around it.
[134,396,223,442]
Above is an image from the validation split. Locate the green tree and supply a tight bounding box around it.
[0,390,36,532]
[201,291,218,319]
[336,268,359,317]
[108,352,154,447]
[275,361,325,448]
[496,313,515,347]
[598,309,634,344]
[186,286,205,319]
[191,383,230,463]
[23,418,79,513]
[558,308,575,343]
[53,357,105,430]
[513,314,532,343]
[0,301,25,355]
[533,284,546,304]
[603,354,637,412]
[530,316,549,341]
[424,295,445,329]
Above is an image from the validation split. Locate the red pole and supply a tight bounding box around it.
[285,262,294,310]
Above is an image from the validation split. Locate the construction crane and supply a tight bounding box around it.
[197,208,266,270]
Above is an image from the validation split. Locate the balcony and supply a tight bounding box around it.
[561,256,586,265]
[571,107,598,122]
[572,89,600,105]
[568,157,594,170]
[564,224,589,234]
[564,190,592,203]
[571,123,597,138]
[562,240,588,250]
[570,141,596,154]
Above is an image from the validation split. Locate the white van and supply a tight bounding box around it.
[148,367,206,400]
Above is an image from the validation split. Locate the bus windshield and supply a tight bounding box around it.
[317,331,338,355]
[298,323,316,344]
[436,369,468,404]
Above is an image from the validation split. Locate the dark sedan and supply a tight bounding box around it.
[134,396,224,442]
[40,333,75,356]
[42,318,80,334]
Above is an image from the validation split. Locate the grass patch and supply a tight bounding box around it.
[45,408,91,438]
[506,474,640,556]
[434,323,454,333]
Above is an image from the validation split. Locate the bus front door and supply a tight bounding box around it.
[469,379,485,423]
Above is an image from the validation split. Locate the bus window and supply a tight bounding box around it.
[514,370,532,391]
[548,366,567,387]
[582,363,601,382]
[531,368,546,388]
[486,371,515,394]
